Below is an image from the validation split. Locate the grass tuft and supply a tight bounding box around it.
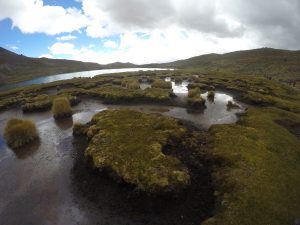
[52,97,72,119]
[4,118,39,148]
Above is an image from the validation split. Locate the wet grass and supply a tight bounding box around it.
[4,118,39,149]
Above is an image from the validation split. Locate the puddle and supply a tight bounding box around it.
[0,91,244,225]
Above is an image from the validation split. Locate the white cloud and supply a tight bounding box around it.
[53,29,257,64]
[1,0,299,63]
[103,40,118,48]
[0,0,88,35]
[56,35,77,41]
[39,53,54,58]
[48,42,77,55]
[10,46,19,50]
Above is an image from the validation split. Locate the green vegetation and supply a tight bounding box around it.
[4,118,39,148]
[204,107,300,225]
[226,100,239,109]
[1,67,300,224]
[187,88,206,109]
[52,97,72,119]
[152,79,172,89]
[207,91,215,100]
[77,109,190,192]
[21,94,80,113]
[157,48,300,81]
[21,94,52,112]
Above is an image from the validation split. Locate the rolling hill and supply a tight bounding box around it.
[151,48,300,80]
[1,47,300,85]
[0,47,137,85]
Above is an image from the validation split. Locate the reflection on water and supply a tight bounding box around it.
[11,139,41,159]
[139,83,152,90]
[54,117,74,130]
[0,91,244,224]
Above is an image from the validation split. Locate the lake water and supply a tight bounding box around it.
[0,68,172,91]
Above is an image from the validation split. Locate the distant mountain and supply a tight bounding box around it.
[0,47,103,84]
[0,47,141,85]
[150,48,300,80]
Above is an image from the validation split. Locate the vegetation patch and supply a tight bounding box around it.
[4,118,39,149]
[152,79,172,89]
[75,109,190,193]
[203,107,300,225]
[52,97,72,119]
[21,94,52,112]
[187,88,206,109]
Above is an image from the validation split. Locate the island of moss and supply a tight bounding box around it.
[4,118,39,148]
[187,88,206,109]
[74,109,190,193]
[52,97,72,119]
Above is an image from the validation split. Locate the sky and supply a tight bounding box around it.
[0,0,300,65]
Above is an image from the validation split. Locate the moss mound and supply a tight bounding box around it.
[22,94,52,112]
[187,88,206,109]
[77,109,190,193]
[52,97,72,119]
[152,79,172,89]
[4,118,39,148]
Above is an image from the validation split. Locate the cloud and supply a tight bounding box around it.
[10,46,19,50]
[48,29,256,64]
[39,53,54,58]
[0,0,88,35]
[48,42,77,55]
[56,35,77,41]
[1,0,300,63]
[103,40,118,48]
[82,0,244,38]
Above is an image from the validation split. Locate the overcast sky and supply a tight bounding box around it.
[0,0,299,64]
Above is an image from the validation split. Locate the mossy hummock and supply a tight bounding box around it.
[77,109,190,193]
[52,97,72,119]
[4,118,39,148]
[187,88,206,109]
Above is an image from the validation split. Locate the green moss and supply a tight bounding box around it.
[52,97,72,119]
[21,94,52,112]
[79,109,190,192]
[204,107,300,225]
[207,91,215,100]
[152,79,172,89]
[4,118,39,148]
[187,88,206,109]
[73,122,87,136]
[226,100,239,109]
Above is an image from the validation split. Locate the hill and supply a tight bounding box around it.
[0,47,104,84]
[150,48,300,81]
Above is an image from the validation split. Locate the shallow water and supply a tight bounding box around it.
[0,90,244,225]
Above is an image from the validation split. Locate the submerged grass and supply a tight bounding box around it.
[77,109,190,193]
[4,118,39,148]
